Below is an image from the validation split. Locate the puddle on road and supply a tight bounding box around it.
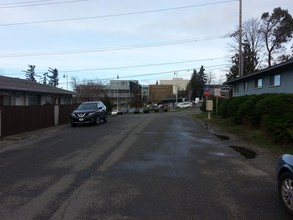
[230,146,257,159]
[204,123,256,159]
[204,124,230,140]
[215,134,230,140]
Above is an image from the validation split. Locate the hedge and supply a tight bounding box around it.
[217,94,293,146]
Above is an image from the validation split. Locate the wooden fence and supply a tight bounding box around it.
[0,104,77,137]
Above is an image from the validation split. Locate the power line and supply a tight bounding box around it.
[0,0,53,5]
[58,57,227,73]
[0,0,238,26]
[67,64,230,82]
[0,0,88,9]
[3,62,230,79]
[0,35,226,58]
[119,65,229,80]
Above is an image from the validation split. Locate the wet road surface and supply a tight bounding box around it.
[0,109,290,219]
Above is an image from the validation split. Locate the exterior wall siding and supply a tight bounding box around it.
[233,68,293,96]
[279,69,293,93]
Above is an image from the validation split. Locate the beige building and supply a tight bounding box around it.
[160,78,189,95]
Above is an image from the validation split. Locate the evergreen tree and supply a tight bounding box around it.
[226,54,239,81]
[24,65,36,82]
[242,40,259,75]
[48,67,59,87]
[40,72,48,85]
[198,66,207,83]
[227,40,259,80]
[187,66,207,100]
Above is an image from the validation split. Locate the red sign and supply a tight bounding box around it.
[204,90,209,96]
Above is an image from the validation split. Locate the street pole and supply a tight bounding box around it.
[174,72,178,104]
[239,0,243,77]
[117,75,119,112]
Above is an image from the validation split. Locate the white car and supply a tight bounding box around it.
[176,102,193,108]
[111,109,123,115]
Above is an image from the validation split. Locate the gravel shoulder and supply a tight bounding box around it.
[199,120,281,179]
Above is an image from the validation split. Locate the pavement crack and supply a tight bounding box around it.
[60,189,81,220]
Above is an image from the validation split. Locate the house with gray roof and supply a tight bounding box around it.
[0,75,75,105]
[224,59,293,97]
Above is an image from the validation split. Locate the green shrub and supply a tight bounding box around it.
[255,94,293,145]
[218,96,249,123]
[218,98,233,118]
[219,94,293,146]
[235,94,267,126]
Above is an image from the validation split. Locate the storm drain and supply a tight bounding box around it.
[230,146,257,159]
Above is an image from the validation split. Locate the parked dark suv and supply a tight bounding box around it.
[71,101,107,126]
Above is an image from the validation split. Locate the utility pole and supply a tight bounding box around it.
[239,0,243,77]
[117,74,119,112]
[174,72,178,104]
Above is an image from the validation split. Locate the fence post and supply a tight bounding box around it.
[54,105,59,126]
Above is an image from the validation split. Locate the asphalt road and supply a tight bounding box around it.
[0,108,291,220]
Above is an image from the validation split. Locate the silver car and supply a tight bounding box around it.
[276,154,293,215]
[176,102,193,108]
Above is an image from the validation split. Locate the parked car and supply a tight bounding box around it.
[276,154,293,215]
[176,102,193,108]
[111,109,123,115]
[147,104,160,112]
[71,101,107,126]
[128,108,136,113]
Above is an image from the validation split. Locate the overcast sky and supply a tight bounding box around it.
[0,0,292,90]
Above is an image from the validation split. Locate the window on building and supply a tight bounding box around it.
[234,84,239,94]
[62,97,71,104]
[45,96,54,104]
[3,95,11,105]
[270,73,281,86]
[255,78,263,88]
[244,81,248,91]
[28,95,38,105]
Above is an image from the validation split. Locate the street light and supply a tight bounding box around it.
[63,74,68,90]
